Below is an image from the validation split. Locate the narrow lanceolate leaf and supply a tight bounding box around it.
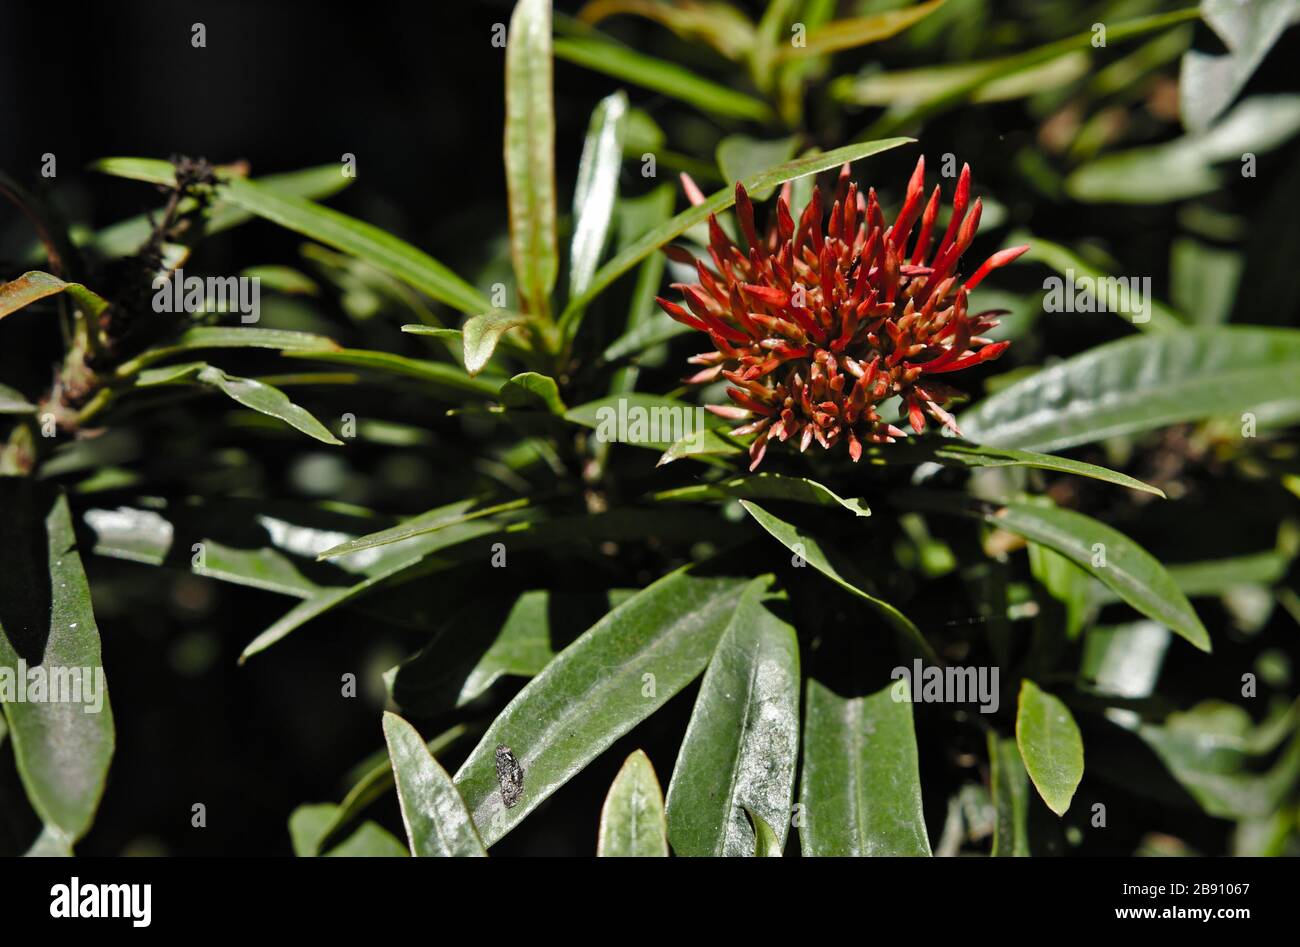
[316,497,529,560]
[463,311,529,376]
[561,137,913,321]
[315,723,472,854]
[191,176,489,316]
[553,35,774,123]
[960,328,1300,452]
[0,484,114,842]
[383,712,487,857]
[1015,680,1084,817]
[568,91,627,301]
[782,0,946,59]
[86,163,353,258]
[505,0,558,319]
[453,569,750,846]
[799,678,930,856]
[280,347,500,398]
[238,510,516,662]
[892,440,1164,497]
[137,363,342,445]
[116,327,340,376]
[654,473,870,515]
[666,582,799,857]
[739,501,934,660]
[910,494,1210,651]
[0,271,108,322]
[988,734,1031,856]
[597,750,669,857]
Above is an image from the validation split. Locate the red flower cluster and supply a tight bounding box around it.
[656,157,1028,470]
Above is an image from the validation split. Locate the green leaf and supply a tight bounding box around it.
[312,723,471,854]
[656,428,748,466]
[82,499,499,645]
[116,327,341,376]
[1015,680,1084,817]
[561,137,912,322]
[0,270,108,322]
[834,50,1089,107]
[387,591,624,716]
[1028,542,1091,640]
[856,8,1202,138]
[889,440,1164,497]
[910,494,1210,652]
[85,163,353,258]
[960,327,1300,453]
[1010,234,1184,330]
[280,346,500,398]
[564,393,720,450]
[554,34,774,123]
[600,315,694,363]
[506,0,559,319]
[0,383,36,415]
[316,497,530,561]
[739,501,934,659]
[137,363,342,445]
[463,311,529,376]
[452,569,750,846]
[499,372,566,414]
[666,582,798,856]
[715,134,800,199]
[745,807,785,857]
[220,175,490,314]
[1180,0,1295,133]
[289,804,408,857]
[383,712,487,857]
[654,472,870,515]
[238,508,519,661]
[1171,236,1241,327]
[1068,95,1300,203]
[1079,621,1171,699]
[597,749,669,857]
[988,734,1031,856]
[1129,711,1300,820]
[24,825,75,857]
[569,91,628,301]
[577,0,757,61]
[0,484,114,842]
[799,678,931,855]
[400,325,462,340]
[783,0,946,59]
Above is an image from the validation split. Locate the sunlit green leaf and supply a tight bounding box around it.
[383,712,487,857]
[0,484,114,843]
[666,581,798,856]
[1016,680,1084,817]
[569,91,628,302]
[799,678,931,856]
[554,35,774,122]
[597,749,669,857]
[453,568,750,846]
[961,328,1300,453]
